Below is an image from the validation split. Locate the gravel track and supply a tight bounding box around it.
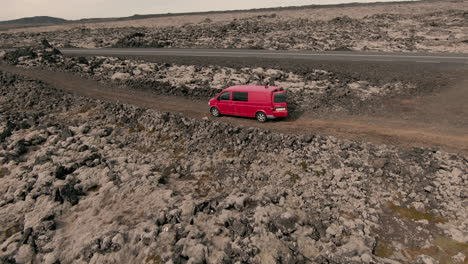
[0,62,467,155]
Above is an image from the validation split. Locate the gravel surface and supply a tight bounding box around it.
[1,66,467,264]
[1,8,467,53]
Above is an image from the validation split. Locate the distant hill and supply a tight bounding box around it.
[0,16,68,25]
[72,0,428,24]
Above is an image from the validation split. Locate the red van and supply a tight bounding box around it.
[208,85,288,122]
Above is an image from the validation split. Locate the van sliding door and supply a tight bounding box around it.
[232,92,250,116]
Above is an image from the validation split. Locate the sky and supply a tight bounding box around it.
[1,0,412,21]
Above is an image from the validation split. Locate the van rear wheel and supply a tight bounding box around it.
[210,107,221,117]
[256,112,267,123]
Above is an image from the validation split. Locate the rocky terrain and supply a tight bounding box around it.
[0,42,417,116]
[1,6,467,52]
[1,59,467,263]
[1,3,468,259]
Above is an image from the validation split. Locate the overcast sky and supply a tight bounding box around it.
[1,0,411,21]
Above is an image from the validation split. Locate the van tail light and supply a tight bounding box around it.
[275,107,286,111]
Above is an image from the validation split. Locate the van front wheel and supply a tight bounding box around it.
[210,107,221,117]
[256,112,267,123]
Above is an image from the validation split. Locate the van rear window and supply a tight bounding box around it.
[233,92,248,102]
[274,93,287,103]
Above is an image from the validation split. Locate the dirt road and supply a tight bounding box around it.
[1,63,467,154]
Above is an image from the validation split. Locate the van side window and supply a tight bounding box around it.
[233,92,248,102]
[218,92,231,101]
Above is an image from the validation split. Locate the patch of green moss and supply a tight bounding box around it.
[314,168,326,177]
[129,123,146,133]
[0,167,9,178]
[158,135,172,142]
[434,236,468,259]
[374,240,395,258]
[136,144,157,154]
[172,146,186,158]
[405,235,468,264]
[222,148,240,158]
[388,202,446,224]
[195,174,213,197]
[1,223,22,243]
[77,103,94,114]
[286,171,301,184]
[299,161,308,171]
[145,254,162,263]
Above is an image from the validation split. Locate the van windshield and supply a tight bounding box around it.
[274,93,287,103]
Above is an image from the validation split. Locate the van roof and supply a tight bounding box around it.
[224,85,283,93]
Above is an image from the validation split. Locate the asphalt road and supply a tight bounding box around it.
[58,48,468,64]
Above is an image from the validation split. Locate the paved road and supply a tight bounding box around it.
[58,48,468,64]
